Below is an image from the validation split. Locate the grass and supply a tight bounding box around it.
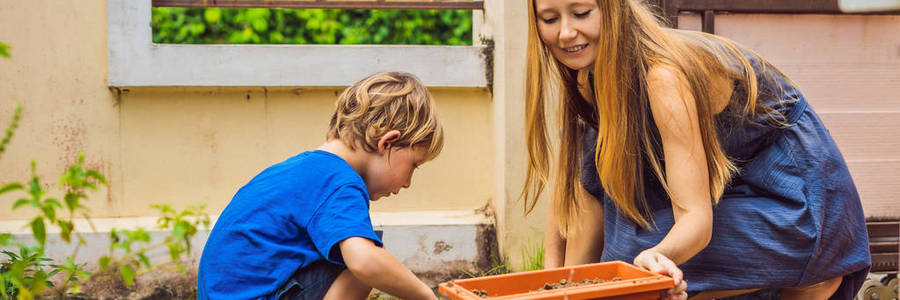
[520,241,545,271]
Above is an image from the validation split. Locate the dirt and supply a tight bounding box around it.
[470,289,489,297]
[466,277,623,298]
[41,266,199,300]
[538,277,622,290]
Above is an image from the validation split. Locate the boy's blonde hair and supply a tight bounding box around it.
[327,72,444,161]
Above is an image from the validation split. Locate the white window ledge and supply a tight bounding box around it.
[108,0,488,87]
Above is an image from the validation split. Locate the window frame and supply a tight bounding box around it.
[108,0,487,87]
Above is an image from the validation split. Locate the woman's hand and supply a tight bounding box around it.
[634,249,688,300]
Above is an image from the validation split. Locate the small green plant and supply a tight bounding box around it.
[94,204,210,286]
[0,100,210,299]
[520,242,544,271]
[459,255,511,279]
[0,246,55,300]
[0,153,105,300]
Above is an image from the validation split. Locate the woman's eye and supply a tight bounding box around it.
[575,10,592,17]
[541,17,559,24]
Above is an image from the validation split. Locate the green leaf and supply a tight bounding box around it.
[98,256,111,271]
[12,198,30,209]
[30,218,46,248]
[119,265,135,286]
[137,253,151,269]
[0,233,11,246]
[2,249,19,260]
[47,268,61,278]
[40,204,56,222]
[0,182,23,195]
[64,193,79,212]
[204,8,222,23]
[85,170,107,185]
[58,220,74,243]
[173,221,189,239]
[45,198,62,208]
[0,41,9,58]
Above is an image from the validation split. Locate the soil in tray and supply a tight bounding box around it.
[467,277,623,298]
[537,277,623,291]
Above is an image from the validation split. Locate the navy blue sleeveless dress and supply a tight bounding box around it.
[578,55,871,299]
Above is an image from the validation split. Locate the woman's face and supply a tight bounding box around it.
[534,0,603,71]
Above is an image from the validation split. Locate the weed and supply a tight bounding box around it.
[520,241,544,271]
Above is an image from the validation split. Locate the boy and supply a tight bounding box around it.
[198,72,444,300]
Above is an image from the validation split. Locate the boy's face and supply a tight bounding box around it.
[365,146,428,201]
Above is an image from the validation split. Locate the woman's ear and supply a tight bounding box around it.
[377,130,402,154]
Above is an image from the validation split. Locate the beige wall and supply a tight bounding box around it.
[0,1,494,220]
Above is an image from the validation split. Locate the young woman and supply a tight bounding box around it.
[521,0,871,299]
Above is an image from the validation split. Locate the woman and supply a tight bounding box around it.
[521,0,871,299]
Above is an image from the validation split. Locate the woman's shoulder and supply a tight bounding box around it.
[646,62,733,115]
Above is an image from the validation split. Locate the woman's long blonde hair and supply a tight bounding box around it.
[523,0,787,235]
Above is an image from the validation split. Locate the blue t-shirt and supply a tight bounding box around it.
[197,150,383,300]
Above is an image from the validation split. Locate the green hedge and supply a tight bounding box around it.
[152,8,473,45]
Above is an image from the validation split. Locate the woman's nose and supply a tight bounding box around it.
[559,18,578,42]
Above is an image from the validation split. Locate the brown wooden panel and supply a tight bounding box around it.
[666,0,899,14]
[152,0,484,10]
[871,252,899,272]
[868,222,900,238]
[678,0,841,14]
[869,242,898,254]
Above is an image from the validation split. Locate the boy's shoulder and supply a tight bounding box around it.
[227,150,369,217]
[248,150,365,195]
[273,150,360,181]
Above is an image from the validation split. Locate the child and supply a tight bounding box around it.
[198,72,444,300]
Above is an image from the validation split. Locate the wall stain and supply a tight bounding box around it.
[433,240,453,255]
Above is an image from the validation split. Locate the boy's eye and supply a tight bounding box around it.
[575,9,592,17]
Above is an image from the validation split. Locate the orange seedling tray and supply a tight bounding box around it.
[438,261,674,300]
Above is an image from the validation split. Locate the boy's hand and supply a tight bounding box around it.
[633,249,687,300]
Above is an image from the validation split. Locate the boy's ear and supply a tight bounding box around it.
[377,130,402,154]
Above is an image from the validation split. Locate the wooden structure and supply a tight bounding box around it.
[650,0,900,33]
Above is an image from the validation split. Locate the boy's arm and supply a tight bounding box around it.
[339,237,437,300]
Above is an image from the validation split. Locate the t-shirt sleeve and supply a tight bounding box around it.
[307,184,383,266]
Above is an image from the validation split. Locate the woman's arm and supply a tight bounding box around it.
[545,180,606,268]
[563,183,605,266]
[643,64,715,265]
[544,208,566,269]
